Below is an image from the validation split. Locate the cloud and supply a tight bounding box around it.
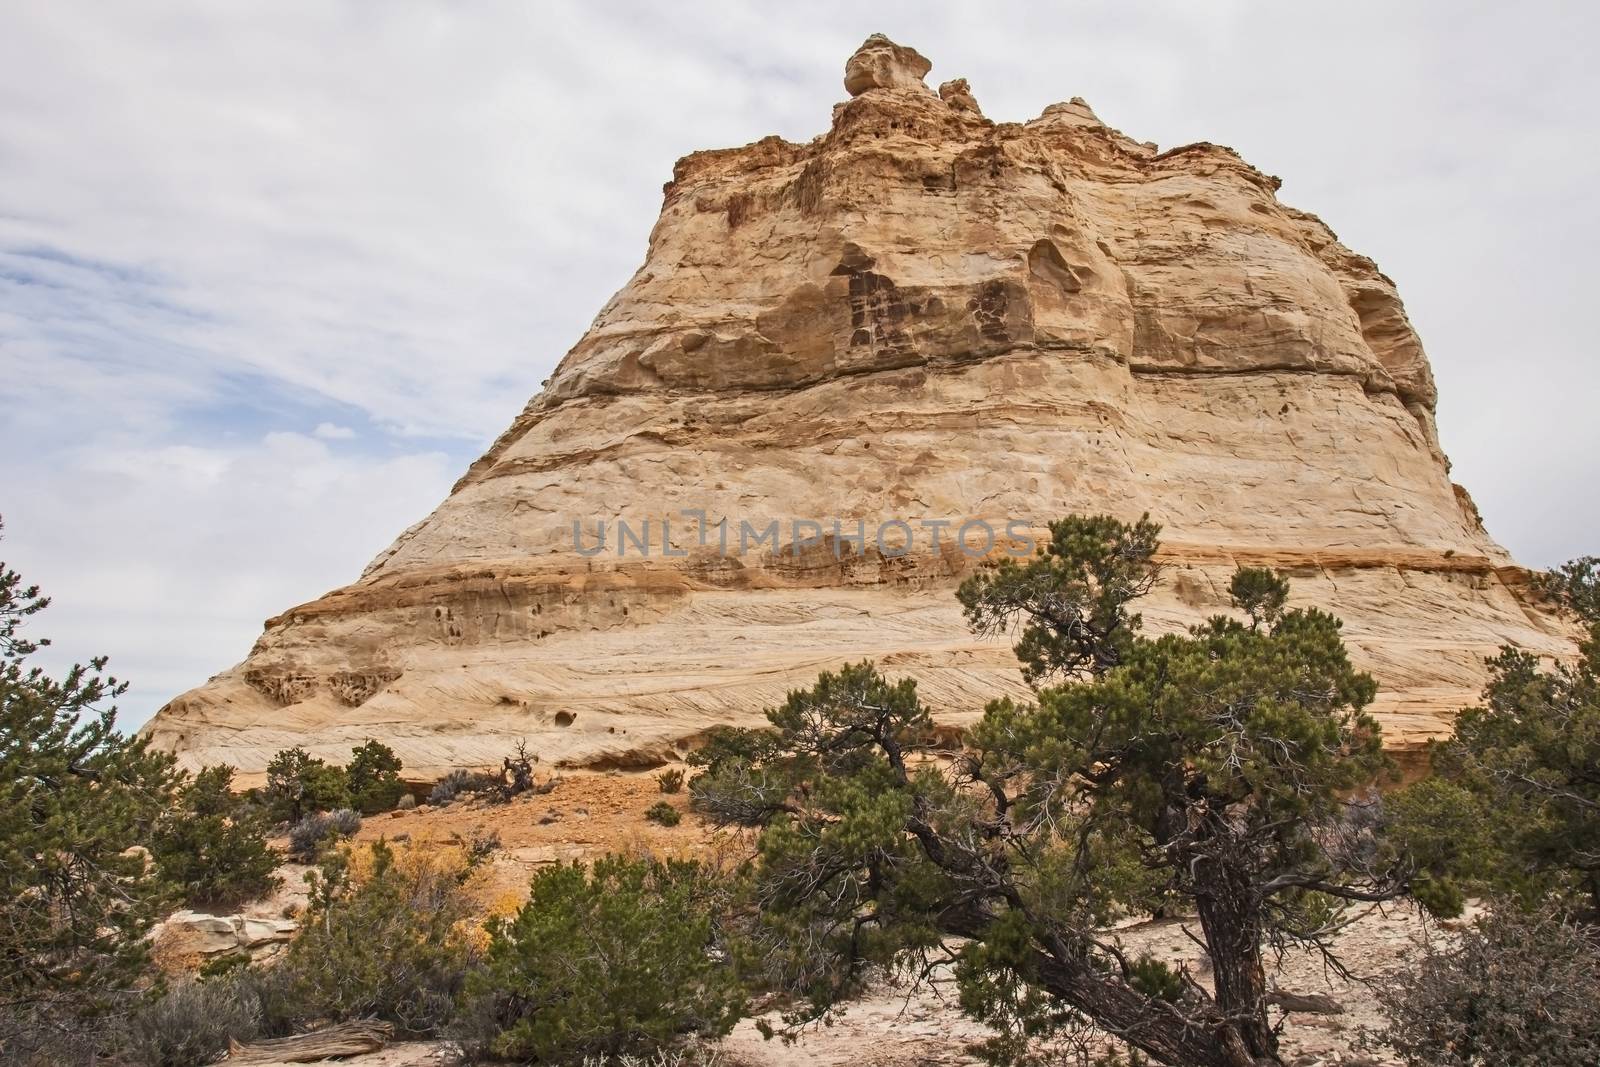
[1,1,1595,728]
[313,422,356,440]
[4,432,456,728]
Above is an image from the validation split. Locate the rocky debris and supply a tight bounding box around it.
[844,33,933,96]
[143,36,1576,779]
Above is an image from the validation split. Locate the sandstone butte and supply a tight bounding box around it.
[142,35,1577,781]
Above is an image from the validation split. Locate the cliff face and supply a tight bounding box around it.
[142,36,1573,777]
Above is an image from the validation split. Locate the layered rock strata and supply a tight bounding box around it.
[143,35,1573,778]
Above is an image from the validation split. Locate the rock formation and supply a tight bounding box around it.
[153,910,297,965]
[142,36,1574,779]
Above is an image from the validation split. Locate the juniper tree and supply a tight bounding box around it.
[346,739,406,814]
[262,746,349,824]
[695,515,1402,1067]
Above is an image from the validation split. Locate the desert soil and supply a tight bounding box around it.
[219,768,1441,1065]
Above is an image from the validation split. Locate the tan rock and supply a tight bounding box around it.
[937,78,982,116]
[844,33,932,96]
[142,37,1575,779]
[152,910,297,962]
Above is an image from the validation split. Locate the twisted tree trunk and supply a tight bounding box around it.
[1193,860,1277,1065]
[939,907,1276,1067]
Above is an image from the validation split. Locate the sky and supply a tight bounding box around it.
[2,1,1596,730]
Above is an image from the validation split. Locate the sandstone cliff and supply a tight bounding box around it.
[142,35,1573,778]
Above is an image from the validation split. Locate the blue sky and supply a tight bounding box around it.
[3,1,1597,729]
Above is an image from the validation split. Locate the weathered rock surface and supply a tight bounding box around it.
[152,910,297,964]
[142,35,1574,778]
[845,33,933,96]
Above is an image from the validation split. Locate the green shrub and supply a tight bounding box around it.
[645,800,681,827]
[657,768,685,794]
[685,725,783,771]
[263,747,349,824]
[458,856,743,1062]
[277,840,485,1035]
[347,740,406,814]
[151,764,281,908]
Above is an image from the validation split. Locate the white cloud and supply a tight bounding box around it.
[1,1,1595,728]
[4,434,455,728]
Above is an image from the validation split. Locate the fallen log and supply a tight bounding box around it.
[225,1019,393,1063]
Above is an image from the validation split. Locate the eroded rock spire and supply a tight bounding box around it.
[843,33,932,96]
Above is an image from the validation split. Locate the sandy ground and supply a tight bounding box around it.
[349,768,741,899]
[718,904,1448,1067]
[223,768,1442,1066]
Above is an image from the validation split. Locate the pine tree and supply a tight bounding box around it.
[0,521,180,1042]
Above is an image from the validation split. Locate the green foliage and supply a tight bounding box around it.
[1126,956,1185,1004]
[1228,566,1288,629]
[1373,906,1600,1067]
[460,855,744,1063]
[0,526,181,1039]
[278,840,482,1034]
[1392,568,1600,917]
[346,739,406,814]
[198,951,251,980]
[658,767,685,794]
[151,764,281,908]
[730,517,1401,1067]
[1384,777,1501,918]
[645,800,682,826]
[957,513,1160,683]
[1537,555,1599,624]
[686,724,784,770]
[263,747,349,824]
[688,726,793,827]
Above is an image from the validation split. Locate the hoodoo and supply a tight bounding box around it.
[144,36,1573,778]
